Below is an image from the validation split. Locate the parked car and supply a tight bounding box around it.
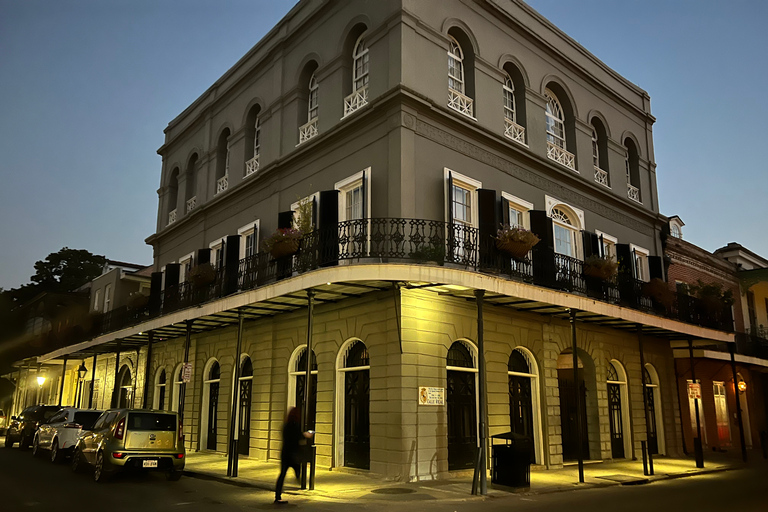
[0,409,7,434]
[4,405,61,449]
[33,408,103,462]
[71,409,185,482]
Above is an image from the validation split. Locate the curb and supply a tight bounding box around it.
[182,469,338,499]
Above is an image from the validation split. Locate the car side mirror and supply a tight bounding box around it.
[11,416,17,420]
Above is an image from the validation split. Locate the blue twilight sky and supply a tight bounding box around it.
[0,0,765,290]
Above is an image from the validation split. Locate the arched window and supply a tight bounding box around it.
[299,69,319,144]
[551,206,580,258]
[446,340,478,470]
[289,346,318,431]
[237,356,253,456]
[625,138,641,203]
[644,364,665,455]
[336,339,371,469]
[353,35,369,92]
[606,360,631,459]
[171,364,183,412]
[592,129,599,168]
[117,364,133,408]
[153,368,167,410]
[202,360,221,451]
[508,347,543,464]
[185,154,198,212]
[308,74,318,122]
[447,33,473,117]
[545,88,575,169]
[245,105,261,178]
[503,75,516,123]
[591,118,609,187]
[215,129,230,195]
[167,168,179,226]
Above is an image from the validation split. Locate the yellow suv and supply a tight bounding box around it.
[71,409,185,482]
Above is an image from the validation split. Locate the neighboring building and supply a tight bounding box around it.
[25,0,739,482]
[88,260,151,314]
[665,228,768,456]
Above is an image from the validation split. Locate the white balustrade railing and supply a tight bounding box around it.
[546,141,575,170]
[216,175,228,195]
[186,196,197,213]
[448,88,474,118]
[343,86,368,117]
[245,155,260,177]
[504,118,526,145]
[168,209,177,226]
[594,166,609,187]
[299,118,318,145]
[627,183,641,203]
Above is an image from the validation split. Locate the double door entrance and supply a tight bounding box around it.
[558,368,589,461]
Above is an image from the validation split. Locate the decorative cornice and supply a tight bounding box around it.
[408,114,653,235]
[667,252,738,284]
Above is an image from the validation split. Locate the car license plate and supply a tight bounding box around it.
[143,460,158,468]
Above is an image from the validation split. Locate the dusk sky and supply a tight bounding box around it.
[1,0,765,290]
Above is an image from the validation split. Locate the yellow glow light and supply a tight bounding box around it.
[738,380,747,393]
[36,376,46,386]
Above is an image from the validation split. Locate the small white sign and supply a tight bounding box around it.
[182,363,193,383]
[688,382,701,399]
[418,386,445,406]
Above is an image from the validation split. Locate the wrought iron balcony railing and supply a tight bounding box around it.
[245,155,260,177]
[547,141,575,170]
[299,118,318,145]
[504,118,526,145]
[343,86,368,117]
[448,89,474,118]
[79,217,735,343]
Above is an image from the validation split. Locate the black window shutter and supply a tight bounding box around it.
[500,197,510,226]
[477,189,497,267]
[278,211,294,229]
[224,234,241,295]
[319,190,339,227]
[319,190,340,267]
[648,256,664,280]
[529,210,554,287]
[196,248,211,266]
[447,171,454,224]
[149,272,163,315]
[165,263,181,290]
[361,169,367,218]
[581,231,599,259]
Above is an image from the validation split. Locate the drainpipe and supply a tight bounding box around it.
[301,289,315,490]
[228,309,244,477]
[637,324,654,475]
[179,320,193,449]
[57,357,68,407]
[142,332,154,409]
[688,339,704,468]
[88,354,97,409]
[472,290,487,495]
[111,339,122,408]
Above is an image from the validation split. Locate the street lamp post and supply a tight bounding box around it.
[36,376,46,405]
[76,363,88,408]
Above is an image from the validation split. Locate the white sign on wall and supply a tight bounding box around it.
[688,382,701,399]
[418,386,445,406]
[182,363,193,383]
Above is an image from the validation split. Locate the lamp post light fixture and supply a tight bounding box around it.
[738,380,747,393]
[76,363,88,408]
[36,376,46,387]
[36,375,46,404]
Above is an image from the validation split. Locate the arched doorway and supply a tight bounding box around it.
[154,368,167,410]
[201,360,221,451]
[606,360,630,459]
[336,339,370,469]
[238,356,253,456]
[557,350,589,461]
[644,364,665,454]
[289,346,318,431]
[171,364,183,412]
[117,365,133,408]
[508,348,542,463]
[447,340,477,470]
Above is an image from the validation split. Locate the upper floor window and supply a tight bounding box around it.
[595,230,617,261]
[631,244,650,282]
[93,289,102,312]
[547,198,584,260]
[446,169,481,228]
[503,76,515,122]
[238,222,260,260]
[592,128,599,167]
[336,171,368,222]
[299,69,319,145]
[353,36,369,92]
[670,224,681,239]
[625,137,641,203]
[215,129,230,195]
[590,118,610,188]
[308,74,318,122]
[179,253,194,283]
[447,33,474,118]
[545,89,565,150]
[185,153,198,212]
[210,239,225,269]
[103,284,112,312]
[502,192,533,229]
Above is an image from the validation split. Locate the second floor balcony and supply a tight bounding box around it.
[299,118,318,145]
[343,86,368,118]
[168,209,177,226]
[547,141,575,170]
[186,196,197,213]
[594,166,609,188]
[627,183,641,203]
[448,88,474,118]
[245,155,260,177]
[504,118,525,145]
[216,175,229,195]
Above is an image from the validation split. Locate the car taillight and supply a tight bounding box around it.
[175,453,184,459]
[62,423,82,429]
[114,417,126,440]
[112,452,125,459]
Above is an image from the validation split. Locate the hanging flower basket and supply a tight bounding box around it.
[642,278,674,308]
[188,263,216,287]
[264,227,303,259]
[583,255,618,281]
[127,292,149,310]
[270,238,300,258]
[495,225,540,260]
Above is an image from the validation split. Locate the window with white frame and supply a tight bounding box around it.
[238,221,260,260]
[545,88,566,149]
[291,192,319,232]
[545,197,584,260]
[210,239,225,269]
[630,244,650,282]
[595,231,617,261]
[253,117,261,158]
[93,289,102,312]
[448,36,464,94]
[353,35,369,92]
[503,75,515,123]
[502,192,532,229]
[179,253,194,283]
[592,128,599,167]
[336,169,370,222]
[103,284,112,312]
[308,74,318,122]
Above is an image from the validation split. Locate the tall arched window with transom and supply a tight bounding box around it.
[503,75,524,144]
[544,88,575,169]
[551,207,580,259]
[447,36,473,117]
[344,34,369,117]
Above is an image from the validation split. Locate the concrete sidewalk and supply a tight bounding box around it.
[182,451,740,501]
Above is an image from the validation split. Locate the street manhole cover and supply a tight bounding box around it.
[371,487,416,495]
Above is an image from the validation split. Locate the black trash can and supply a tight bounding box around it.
[491,432,532,487]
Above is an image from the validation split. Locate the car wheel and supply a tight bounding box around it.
[166,469,182,481]
[71,447,85,473]
[93,451,109,483]
[19,434,31,451]
[4,433,13,448]
[32,435,41,457]
[50,439,62,464]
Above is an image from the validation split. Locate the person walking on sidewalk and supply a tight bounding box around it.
[275,407,313,504]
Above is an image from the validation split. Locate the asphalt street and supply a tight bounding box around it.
[1,440,766,511]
